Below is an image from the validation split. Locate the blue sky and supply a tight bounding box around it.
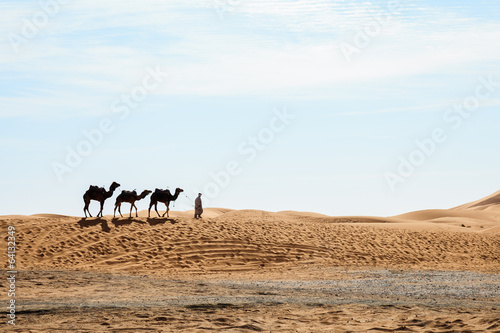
[1,0,500,217]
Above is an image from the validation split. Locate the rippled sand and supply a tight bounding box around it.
[1,194,500,331]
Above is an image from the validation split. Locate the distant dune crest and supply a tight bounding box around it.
[2,190,500,227]
[453,189,500,211]
[1,190,499,275]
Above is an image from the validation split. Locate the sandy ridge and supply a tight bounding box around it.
[1,195,500,332]
[2,208,499,274]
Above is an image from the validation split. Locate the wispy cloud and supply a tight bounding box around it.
[1,0,499,118]
[335,103,449,117]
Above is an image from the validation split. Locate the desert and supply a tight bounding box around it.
[1,190,500,332]
[4,1,500,332]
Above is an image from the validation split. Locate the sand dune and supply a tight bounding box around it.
[453,189,500,211]
[278,210,330,218]
[1,191,500,332]
[31,213,73,218]
[136,207,234,219]
[2,206,499,274]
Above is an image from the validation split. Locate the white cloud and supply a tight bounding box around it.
[0,0,499,118]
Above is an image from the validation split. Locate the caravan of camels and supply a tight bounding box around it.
[82,182,184,219]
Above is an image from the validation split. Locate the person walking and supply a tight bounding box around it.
[194,193,203,219]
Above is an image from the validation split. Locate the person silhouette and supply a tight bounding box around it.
[194,193,203,219]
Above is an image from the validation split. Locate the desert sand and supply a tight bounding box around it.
[1,191,500,332]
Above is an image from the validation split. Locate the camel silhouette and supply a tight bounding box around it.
[83,182,120,218]
[148,187,184,218]
[114,189,152,218]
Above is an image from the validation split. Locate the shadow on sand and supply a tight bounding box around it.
[77,217,177,230]
[111,218,146,227]
[77,218,111,232]
[147,218,177,226]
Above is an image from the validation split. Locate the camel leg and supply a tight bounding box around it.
[129,202,134,218]
[163,203,170,218]
[115,202,122,218]
[98,201,104,218]
[155,203,161,217]
[132,203,138,217]
[84,202,92,218]
[148,201,153,218]
[84,206,92,217]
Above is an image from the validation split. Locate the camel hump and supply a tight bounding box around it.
[89,185,102,191]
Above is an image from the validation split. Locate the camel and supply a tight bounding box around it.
[83,182,120,218]
[114,189,152,218]
[148,187,184,218]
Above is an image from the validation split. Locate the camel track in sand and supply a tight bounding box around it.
[2,212,500,274]
[1,206,500,332]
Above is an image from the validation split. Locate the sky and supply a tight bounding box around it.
[1,0,500,217]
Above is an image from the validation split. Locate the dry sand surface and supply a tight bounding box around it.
[1,191,500,332]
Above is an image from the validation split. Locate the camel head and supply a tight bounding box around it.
[140,190,152,197]
[110,182,121,192]
[170,188,184,200]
